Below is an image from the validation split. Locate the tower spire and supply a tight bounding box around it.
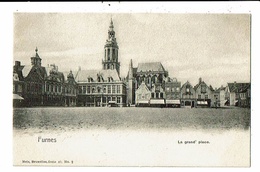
[129,59,133,79]
[109,17,114,32]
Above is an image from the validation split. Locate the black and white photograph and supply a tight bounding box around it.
[1,1,260,170]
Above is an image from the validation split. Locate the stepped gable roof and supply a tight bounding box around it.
[137,62,166,73]
[228,82,250,93]
[75,69,120,82]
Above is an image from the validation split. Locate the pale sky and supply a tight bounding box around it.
[13,13,250,88]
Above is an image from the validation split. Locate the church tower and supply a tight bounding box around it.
[31,47,42,66]
[102,18,120,76]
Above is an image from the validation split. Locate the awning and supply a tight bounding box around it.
[197,101,208,105]
[137,100,149,104]
[108,101,116,104]
[150,99,165,104]
[235,100,238,103]
[13,94,24,100]
[166,99,180,104]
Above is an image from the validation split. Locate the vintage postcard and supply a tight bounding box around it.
[11,4,252,168]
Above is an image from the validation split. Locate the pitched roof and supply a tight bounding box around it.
[228,82,250,93]
[137,62,166,73]
[21,65,32,78]
[181,81,195,90]
[75,69,120,82]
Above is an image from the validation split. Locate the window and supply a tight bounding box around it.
[198,95,201,99]
[141,94,145,99]
[78,86,82,94]
[108,85,111,93]
[46,84,49,92]
[103,86,106,93]
[117,85,121,94]
[117,97,120,103]
[103,97,107,103]
[113,49,115,61]
[108,49,110,60]
[166,87,170,92]
[176,87,180,92]
[83,86,86,94]
[205,95,208,99]
[160,93,163,98]
[87,86,90,93]
[17,85,22,92]
[97,87,101,93]
[108,77,113,82]
[151,93,154,98]
[92,87,95,93]
[112,97,116,101]
[156,92,159,98]
[112,85,115,94]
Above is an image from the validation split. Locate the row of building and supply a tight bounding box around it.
[13,19,251,108]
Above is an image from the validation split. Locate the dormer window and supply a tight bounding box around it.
[88,77,93,83]
[108,77,113,82]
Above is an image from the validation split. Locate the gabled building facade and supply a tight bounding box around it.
[180,81,196,108]
[164,77,181,107]
[194,78,213,107]
[135,81,151,107]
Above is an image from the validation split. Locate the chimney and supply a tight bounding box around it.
[15,61,21,67]
[199,77,202,83]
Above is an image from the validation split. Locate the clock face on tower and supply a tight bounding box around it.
[110,33,114,38]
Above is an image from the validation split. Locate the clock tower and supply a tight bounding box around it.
[102,18,120,76]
